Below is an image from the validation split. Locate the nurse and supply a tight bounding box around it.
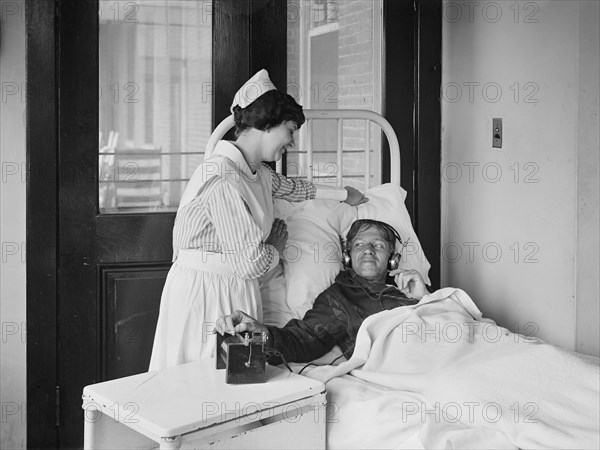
[149,69,367,370]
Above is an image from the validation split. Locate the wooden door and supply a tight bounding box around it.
[27,0,287,447]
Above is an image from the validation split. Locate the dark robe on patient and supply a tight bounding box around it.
[266,270,418,363]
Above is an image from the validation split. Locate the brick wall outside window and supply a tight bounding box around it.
[287,0,378,189]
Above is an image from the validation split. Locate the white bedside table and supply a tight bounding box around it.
[82,359,326,449]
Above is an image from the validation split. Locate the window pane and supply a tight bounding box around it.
[99,0,212,213]
[287,0,383,191]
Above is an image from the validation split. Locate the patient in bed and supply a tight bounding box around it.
[218,219,600,449]
[216,218,426,363]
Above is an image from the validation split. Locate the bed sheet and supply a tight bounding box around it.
[290,288,600,449]
[292,367,517,450]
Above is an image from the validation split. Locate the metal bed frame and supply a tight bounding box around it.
[205,109,401,187]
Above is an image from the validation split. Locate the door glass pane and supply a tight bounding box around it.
[287,0,383,190]
[99,0,212,213]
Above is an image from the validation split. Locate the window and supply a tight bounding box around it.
[98,0,212,213]
[287,0,383,190]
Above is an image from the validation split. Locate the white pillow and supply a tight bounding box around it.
[272,199,355,323]
[259,183,430,325]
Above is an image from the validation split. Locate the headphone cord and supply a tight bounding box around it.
[264,345,351,375]
[262,347,294,373]
[297,344,355,375]
[354,279,399,310]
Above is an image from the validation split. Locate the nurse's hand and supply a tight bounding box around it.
[343,186,369,206]
[215,310,269,336]
[266,218,288,255]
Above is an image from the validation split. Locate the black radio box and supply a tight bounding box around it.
[216,332,267,384]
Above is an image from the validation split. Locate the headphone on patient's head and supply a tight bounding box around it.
[341,219,404,272]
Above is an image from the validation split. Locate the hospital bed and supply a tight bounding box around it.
[202,109,600,449]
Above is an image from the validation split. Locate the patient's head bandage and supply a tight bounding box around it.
[230,69,277,112]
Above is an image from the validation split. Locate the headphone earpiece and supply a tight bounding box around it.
[387,253,401,271]
[342,250,352,269]
[340,236,352,269]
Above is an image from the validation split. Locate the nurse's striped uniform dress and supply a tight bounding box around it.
[149,141,345,370]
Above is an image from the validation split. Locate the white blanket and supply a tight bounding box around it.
[301,288,600,449]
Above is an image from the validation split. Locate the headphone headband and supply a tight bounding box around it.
[342,219,404,271]
[346,219,403,251]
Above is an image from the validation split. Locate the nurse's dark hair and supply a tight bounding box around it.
[232,90,305,137]
[345,219,399,253]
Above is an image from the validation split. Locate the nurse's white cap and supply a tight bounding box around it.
[230,69,277,112]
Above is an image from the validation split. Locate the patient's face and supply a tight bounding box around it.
[349,226,391,281]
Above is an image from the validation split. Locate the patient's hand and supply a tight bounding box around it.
[389,269,429,301]
[343,186,369,206]
[265,218,288,255]
[216,311,269,336]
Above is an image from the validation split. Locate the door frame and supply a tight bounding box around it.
[385,0,442,289]
[26,0,58,446]
[26,0,440,447]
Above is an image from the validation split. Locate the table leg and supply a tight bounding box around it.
[83,404,102,449]
[160,436,182,449]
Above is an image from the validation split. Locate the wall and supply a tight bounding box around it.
[576,0,599,356]
[0,0,27,447]
[441,0,599,355]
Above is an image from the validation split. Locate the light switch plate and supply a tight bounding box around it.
[493,118,502,148]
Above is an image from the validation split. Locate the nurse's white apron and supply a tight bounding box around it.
[148,143,273,371]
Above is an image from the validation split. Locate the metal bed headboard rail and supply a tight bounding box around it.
[205,109,401,187]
